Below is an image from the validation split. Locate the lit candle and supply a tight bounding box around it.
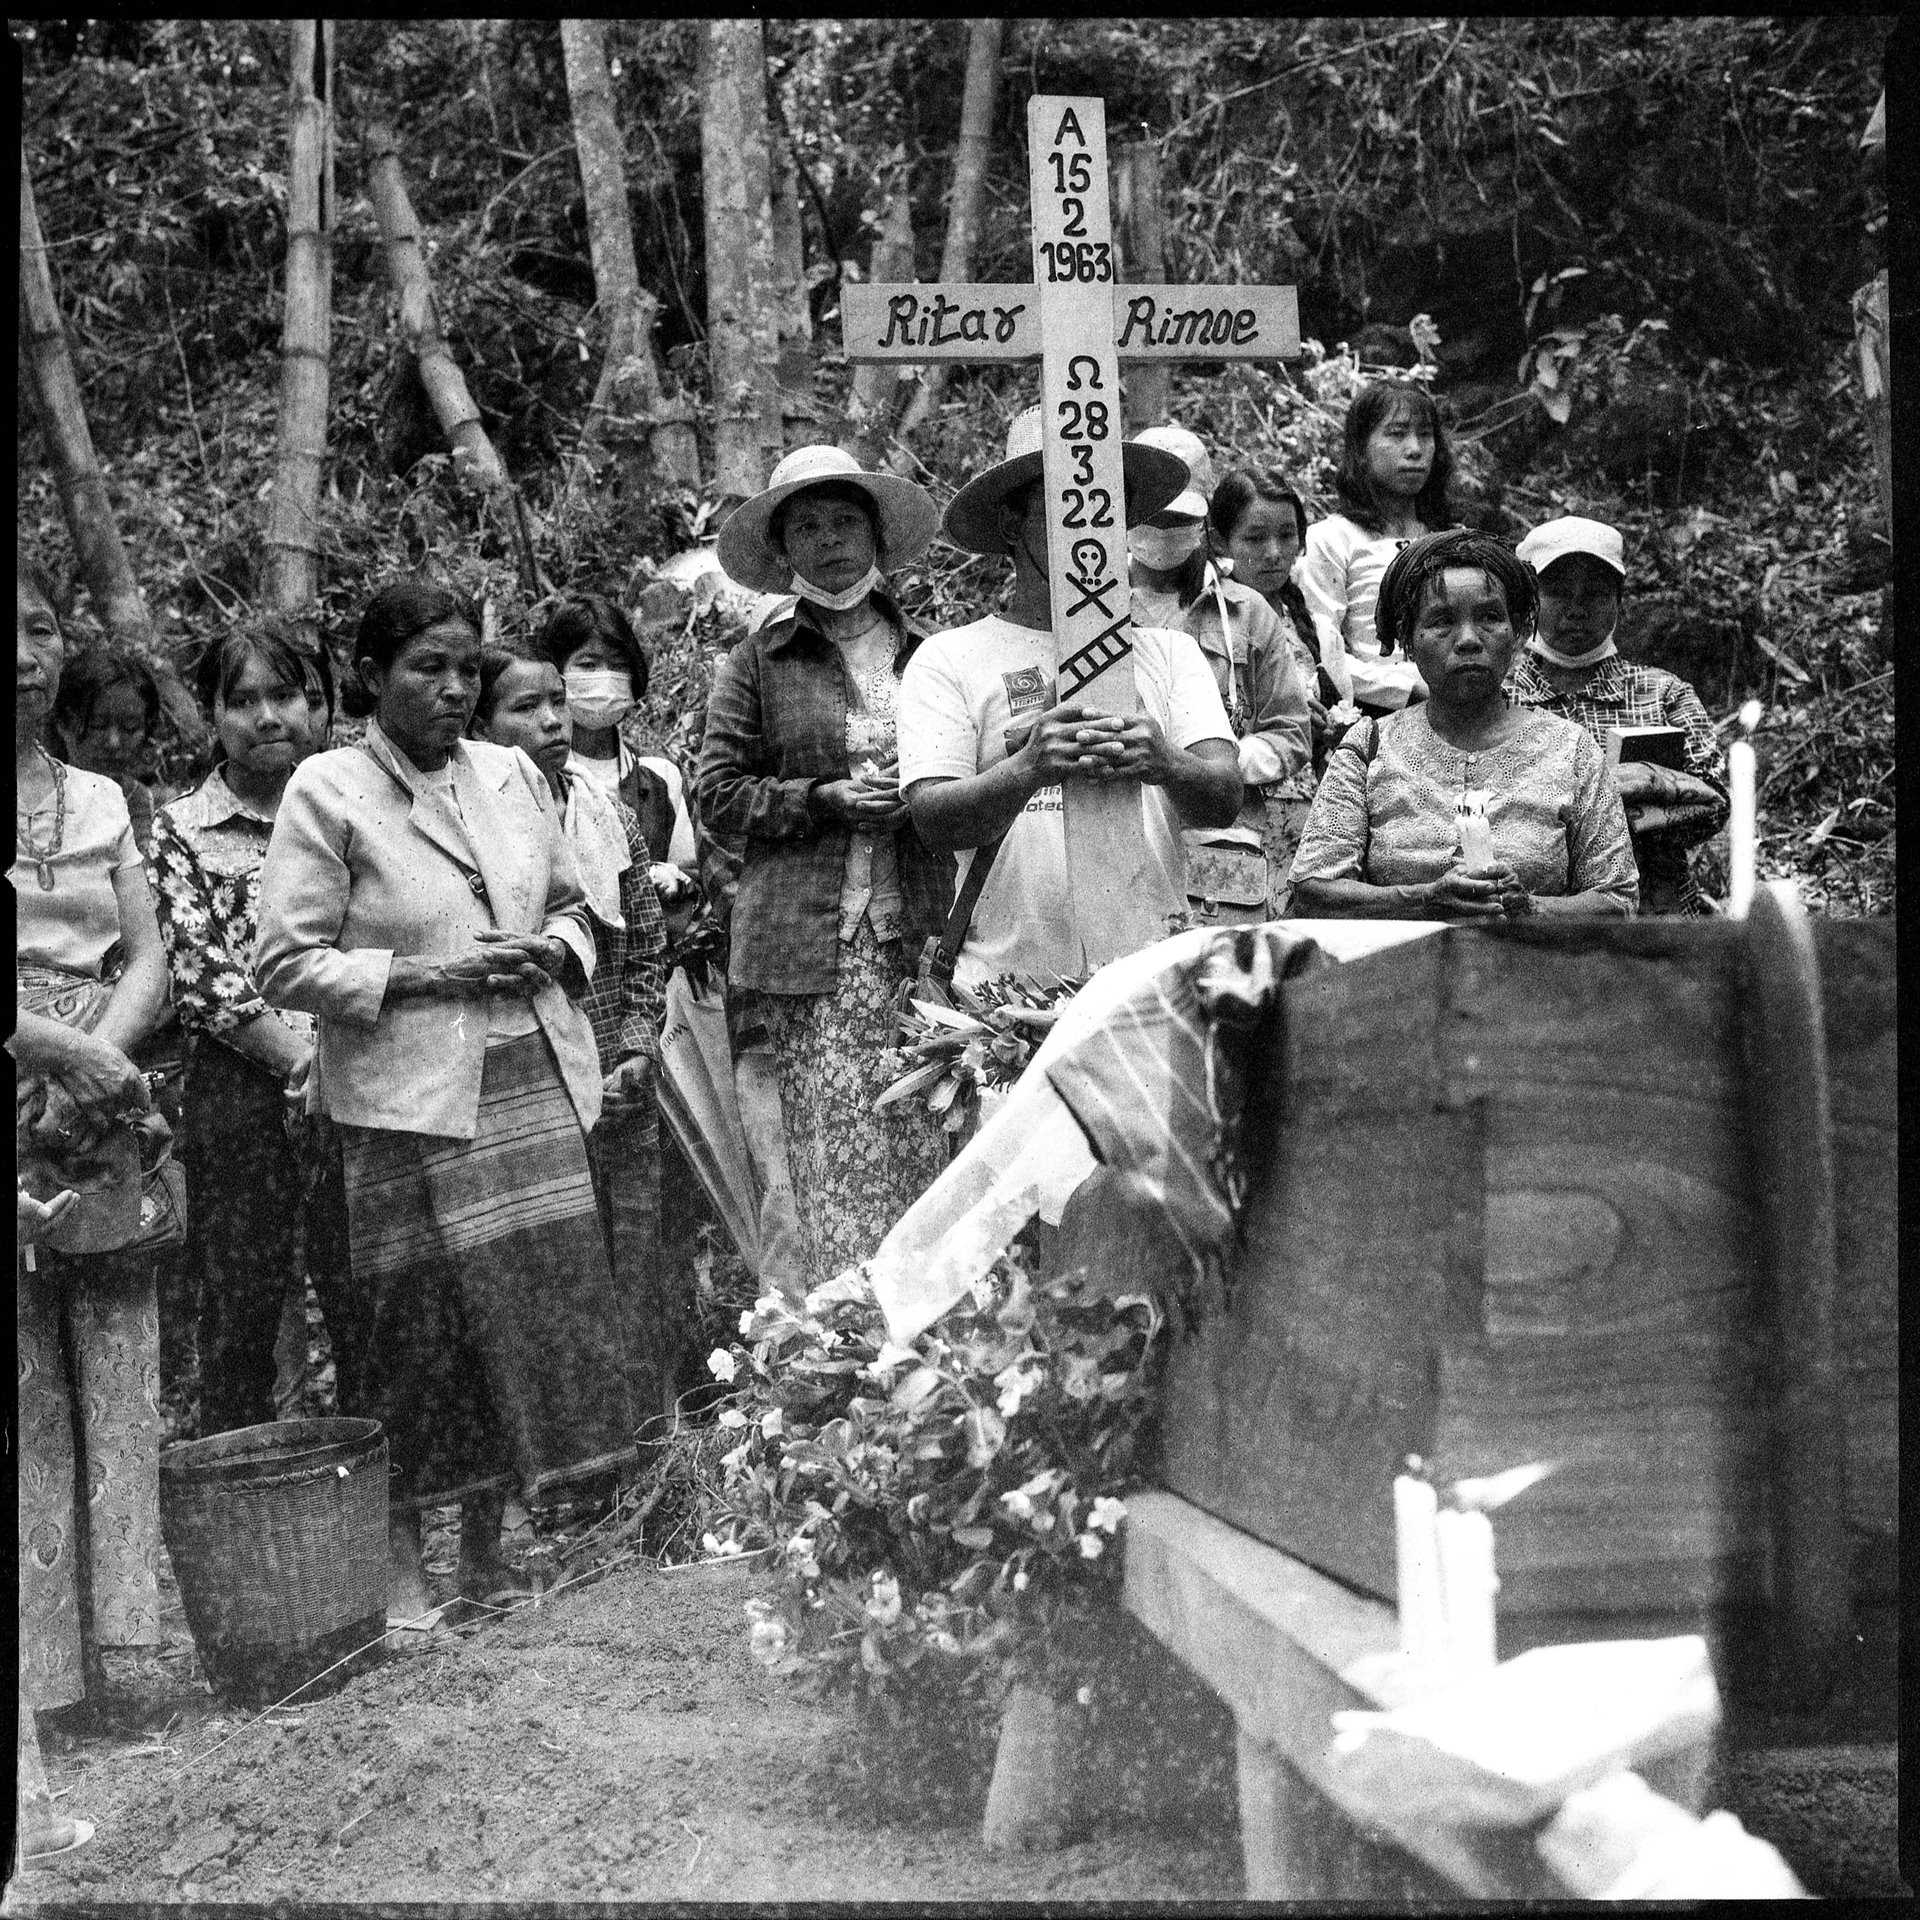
[1393,1464,1447,1667]
[1727,699,1762,919]
[1728,742,1755,918]
[1457,796,1496,874]
[1435,1506,1499,1673]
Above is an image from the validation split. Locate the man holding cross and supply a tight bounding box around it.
[898,409,1242,988]
[848,92,1296,983]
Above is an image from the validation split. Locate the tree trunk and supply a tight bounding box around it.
[363,116,543,593]
[18,143,206,744]
[699,20,782,499]
[891,17,1003,464]
[263,20,335,635]
[768,112,821,450]
[1114,138,1170,431]
[838,188,917,471]
[560,16,700,520]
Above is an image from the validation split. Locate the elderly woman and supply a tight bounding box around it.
[696,445,954,1286]
[150,620,358,1437]
[255,580,647,1634]
[468,641,675,1423]
[1509,516,1729,915]
[1290,530,1639,920]
[15,549,173,1727]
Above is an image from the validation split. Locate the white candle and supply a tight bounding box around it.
[1457,805,1496,874]
[1728,738,1756,919]
[1435,1506,1499,1673]
[1393,1473,1447,1666]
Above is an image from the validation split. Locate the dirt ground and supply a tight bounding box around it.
[10,1543,1252,1907]
[12,1521,1903,1907]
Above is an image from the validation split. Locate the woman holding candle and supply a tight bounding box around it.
[1290,530,1638,920]
[698,446,953,1286]
[1507,517,1727,916]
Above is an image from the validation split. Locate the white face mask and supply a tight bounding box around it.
[1527,628,1619,669]
[789,564,884,613]
[1128,522,1205,571]
[563,667,637,733]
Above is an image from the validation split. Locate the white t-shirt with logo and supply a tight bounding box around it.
[897,615,1233,986]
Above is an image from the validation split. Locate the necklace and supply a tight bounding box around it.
[16,748,67,890]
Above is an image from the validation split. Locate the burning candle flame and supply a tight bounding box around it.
[1447,1460,1556,1513]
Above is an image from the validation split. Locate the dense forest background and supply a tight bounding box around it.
[15,15,1896,910]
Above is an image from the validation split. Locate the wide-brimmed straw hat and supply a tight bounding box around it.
[716,445,940,595]
[942,407,1192,557]
[1128,423,1215,519]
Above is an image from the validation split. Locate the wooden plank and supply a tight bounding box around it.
[840,283,1038,362]
[1112,284,1298,360]
[839,282,1299,364]
[1123,1490,1553,1899]
[1027,95,1165,969]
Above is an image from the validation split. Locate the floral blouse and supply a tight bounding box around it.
[150,767,314,1044]
[1290,704,1639,913]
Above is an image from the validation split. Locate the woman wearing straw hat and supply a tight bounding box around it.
[695,447,954,1285]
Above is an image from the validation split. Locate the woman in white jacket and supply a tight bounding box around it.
[255,581,648,1638]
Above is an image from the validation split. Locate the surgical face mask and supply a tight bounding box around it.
[789,564,884,613]
[563,667,637,732]
[1527,628,1619,669]
[1128,522,1205,571]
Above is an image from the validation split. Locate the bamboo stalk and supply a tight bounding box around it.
[18,142,206,744]
[560,18,700,500]
[891,18,1003,463]
[363,116,543,592]
[263,20,335,631]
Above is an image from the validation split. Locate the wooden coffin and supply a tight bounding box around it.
[1154,918,1897,1634]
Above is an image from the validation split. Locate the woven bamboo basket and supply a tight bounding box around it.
[159,1417,389,1707]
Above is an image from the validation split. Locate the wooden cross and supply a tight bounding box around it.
[844,94,1299,967]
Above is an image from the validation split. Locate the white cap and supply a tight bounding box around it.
[1517,515,1626,580]
[1129,423,1214,519]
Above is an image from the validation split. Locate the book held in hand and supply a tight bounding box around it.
[1604,725,1687,771]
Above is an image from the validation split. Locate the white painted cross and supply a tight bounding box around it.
[845,95,1299,967]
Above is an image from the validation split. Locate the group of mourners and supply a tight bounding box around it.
[14,374,1730,1857]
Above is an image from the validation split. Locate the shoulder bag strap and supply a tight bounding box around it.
[920,832,1006,995]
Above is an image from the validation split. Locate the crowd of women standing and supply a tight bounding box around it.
[15,375,1731,1849]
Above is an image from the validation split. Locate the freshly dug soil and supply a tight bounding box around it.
[11,1554,1244,1906]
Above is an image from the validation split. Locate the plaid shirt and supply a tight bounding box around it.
[695,595,953,996]
[576,791,669,1074]
[1505,652,1728,916]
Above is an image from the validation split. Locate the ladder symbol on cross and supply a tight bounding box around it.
[843,94,1300,967]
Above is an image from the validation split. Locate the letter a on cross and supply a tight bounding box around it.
[844,96,1299,967]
